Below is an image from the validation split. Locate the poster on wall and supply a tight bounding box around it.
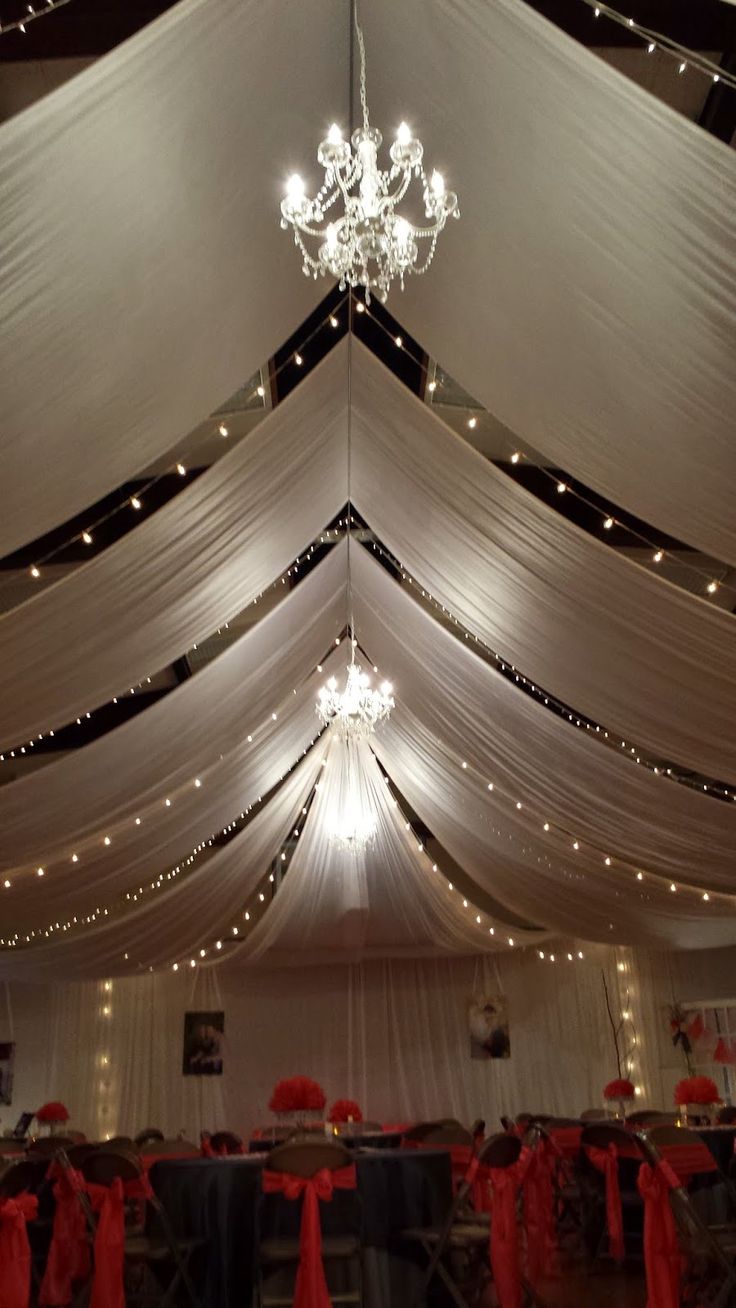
[182,1012,224,1076]
[0,1042,15,1104]
[468,996,510,1060]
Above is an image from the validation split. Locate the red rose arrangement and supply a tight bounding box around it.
[603,1079,635,1101]
[673,1075,721,1106]
[268,1076,326,1113]
[36,1101,70,1124]
[329,1099,363,1124]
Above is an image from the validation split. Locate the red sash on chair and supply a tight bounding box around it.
[86,1180,125,1308]
[488,1153,531,1308]
[585,1144,624,1263]
[40,1168,91,1306]
[0,1193,38,1308]
[523,1139,559,1285]
[637,1161,682,1308]
[261,1165,357,1308]
[448,1146,492,1212]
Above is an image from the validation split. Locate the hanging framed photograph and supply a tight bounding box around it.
[182,1011,224,1076]
[0,1042,15,1104]
[468,996,510,1060]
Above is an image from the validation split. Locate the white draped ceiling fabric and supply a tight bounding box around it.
[361,0,736,565]
[0,0,347,555]
[1,0,735,983]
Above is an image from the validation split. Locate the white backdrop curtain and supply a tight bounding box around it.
[0,345,348,751]
[363,0,736,563]
[0,740,327,981]
[350,341,736,783]
[1,663,337,933]
[235,734,541,968]
[0,0,346,554]
[351,544,736,892]
[0,544,345,873]
[373,711,736,951]
[4,945,663,1140]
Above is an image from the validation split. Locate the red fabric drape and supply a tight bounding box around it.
[585,1144,624,1263]
[261,1165,357,1308]
[0,1193,38,1308]
[656,1143,716,1183]
[488,1155,531,1308]
[87,1180,125,1308]
[523,1140,559,1285]
[39,1169,90,1306]
[447,1146,492,1213]
[637,1162,682,1308]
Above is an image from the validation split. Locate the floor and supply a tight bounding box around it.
[535,1268,646,1308]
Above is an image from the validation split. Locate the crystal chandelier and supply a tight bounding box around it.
[279,11,459,304]
[317,661,394,741]
[329,797,377,852]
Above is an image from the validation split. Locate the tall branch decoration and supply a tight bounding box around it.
[669,1002,695,1076]
[601,969,639,1114]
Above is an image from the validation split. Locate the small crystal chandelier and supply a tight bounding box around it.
[329,796,377,852]
[279,8,459,304]
[317,660,394,741]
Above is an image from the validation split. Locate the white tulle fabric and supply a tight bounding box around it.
[0,544,346,873]
[0,0,345,554]
[350,341,736,784]
[233,733,542,966]
[351,544,736,892]
[0,345,347,752]
[361,0,736,563]
[0,741,327,980]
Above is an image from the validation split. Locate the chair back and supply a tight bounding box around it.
[67,1143,100,1169]
[209,1131,243,1155]
[403,1119,473,1146]
[580,1108,614,1121]
[581,1122,644,1160]
[105,1136,134,1150]
[0,1157,48,1198]
[641,1124,718,1184]
[478,1131,522,1170]
[626,1110,677,1126]
[26,1136,75,1158]
[266,1137,352,1179]
[137,1138,198,1155]
[81,1147,142,1188]
[134,1128,164,1147]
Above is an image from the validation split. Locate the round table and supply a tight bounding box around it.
[150,1147,452,1308]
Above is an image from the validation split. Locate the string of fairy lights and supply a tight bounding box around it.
[17,294,349,586]
[365,534,736,804]
[0,725,328,945]
[0,519,349,768]
[580,0,736,91]
[353,296,736,605]
[0,0,72,36]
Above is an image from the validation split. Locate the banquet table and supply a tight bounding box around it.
[150,1147,452,1308]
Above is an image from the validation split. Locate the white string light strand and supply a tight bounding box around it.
[581,0,736,90]
[0,0,73,38]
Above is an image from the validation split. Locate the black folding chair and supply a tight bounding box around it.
[406,1131,541,1308]
[638,1124,736,1308]
[75,1147,204,1308]
[257,1136,362,1307]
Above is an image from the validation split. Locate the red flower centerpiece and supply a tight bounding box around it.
[673,1075,722,1125]
[269,1076,326,1127]
[36,1101,70,1134]
[329,1099,363,1125]
[603,1078,635,1119]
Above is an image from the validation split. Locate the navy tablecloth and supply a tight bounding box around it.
[150,1147,451,1308]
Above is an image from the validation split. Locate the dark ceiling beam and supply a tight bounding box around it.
[698,51,736,143]
[0,0,176,61]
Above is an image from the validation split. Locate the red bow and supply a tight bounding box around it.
[261,1166,357,1308]
[489,1153,531,1308]
[523,1140,559,1285]
[0,1193,38,1308]
[637,1162,682,1308]
[39,1169,90,1306]
[86,1179,126,1308]
[585,1144,624,1263]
